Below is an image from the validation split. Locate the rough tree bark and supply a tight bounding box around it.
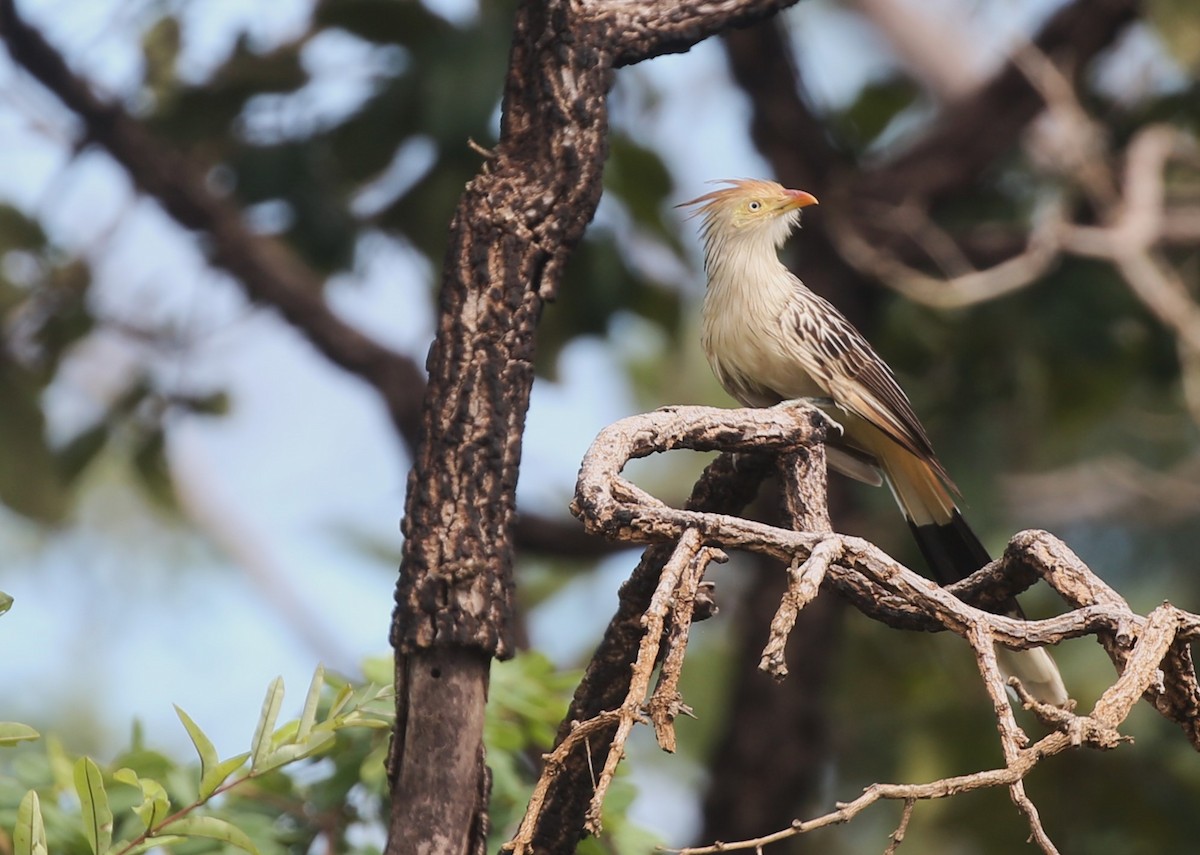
[385,1,614,847]
[384,2,806,853]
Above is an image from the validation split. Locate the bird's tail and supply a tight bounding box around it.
[881,449,1069,706]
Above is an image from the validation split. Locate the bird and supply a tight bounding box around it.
[681,178,1068,707]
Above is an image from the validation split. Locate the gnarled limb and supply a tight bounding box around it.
[548,400,1200,853]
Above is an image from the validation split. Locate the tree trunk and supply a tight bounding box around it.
[386,0,613,849]
[383,2,807,850]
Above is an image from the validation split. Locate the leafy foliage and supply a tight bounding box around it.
[0,664,391,855]
[0,646,652,855]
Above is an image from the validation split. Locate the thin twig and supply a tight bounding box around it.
[648,542,724,752]
[759,540,839,678]
[883,799,916,855]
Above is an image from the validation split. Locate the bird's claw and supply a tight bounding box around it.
[775,398,844,437]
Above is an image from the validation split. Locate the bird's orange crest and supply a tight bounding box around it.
[677,179,817,218]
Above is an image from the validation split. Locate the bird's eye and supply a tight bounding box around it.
[747,200,762,211]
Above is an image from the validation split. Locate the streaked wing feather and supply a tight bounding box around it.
[790,291,957,489]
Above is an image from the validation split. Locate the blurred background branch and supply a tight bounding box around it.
[0,0,618,560]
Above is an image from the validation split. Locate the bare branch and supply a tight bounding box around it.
[503,527,722,853]
[531,450,777,851]
[760,448,834,678]
[664,600,1197,854]
[599,0,804,68]
[854,0,1139,204]
[883,798,916,855]
[759,538,837,678]
[0,0,427,439]
[827,197,1066,309]
[1019,67,1200,438]
[848,0,985,103]
[571,401,838,550]
[649,539,723,752]
[553,401,1200,852]
[1005,453,1200,526]
[581,529,709,831]
[0,0,620,563]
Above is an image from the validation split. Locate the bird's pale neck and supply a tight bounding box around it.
[700,214,799,306]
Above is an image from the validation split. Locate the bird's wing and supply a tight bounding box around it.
[787,289,958,491]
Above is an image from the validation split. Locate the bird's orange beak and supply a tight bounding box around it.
[783,188,819,209]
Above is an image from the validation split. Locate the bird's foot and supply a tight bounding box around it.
[780,395,836,408]
[774,398,843,438]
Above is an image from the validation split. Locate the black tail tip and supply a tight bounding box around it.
[908,510,991,586]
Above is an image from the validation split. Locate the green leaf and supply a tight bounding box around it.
[133,783,169,830]
[0,361,69,522]
[56,424,109,486]
[46,735,74,792]
[326,683,354,720]
[835,77,920,150]
[314,0,445,47]
[166,815,260,854]
[338,712,392,729]
[361,654,392,685]
[181,390,230,416]
[0,591,12,616]
[250,677,284,771]
[37,261,92,368]
[14,790,48,855]
[114,768,170,831]
[132,427,176,510]
[297,665,324,741]
[0,722,39,746]
[254,730,337,775]
[74,756,113,855]
[606,133,678,247]
[360,743,389,791]
[175,706,244,797]
[199,751,249,801]
[141,15,182,102]
[0,205,48,253]
[1150,0,1200,69]
[174,705,219,776]
[148,40,306,148]
[270,718,299,745]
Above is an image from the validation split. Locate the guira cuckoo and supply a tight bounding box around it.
[682,178,1067,706]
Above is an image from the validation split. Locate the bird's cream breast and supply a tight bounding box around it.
[701,257,825,404]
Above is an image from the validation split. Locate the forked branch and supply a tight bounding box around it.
[517,400,1200,853]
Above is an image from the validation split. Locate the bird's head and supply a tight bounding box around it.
[679,179,818,254]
